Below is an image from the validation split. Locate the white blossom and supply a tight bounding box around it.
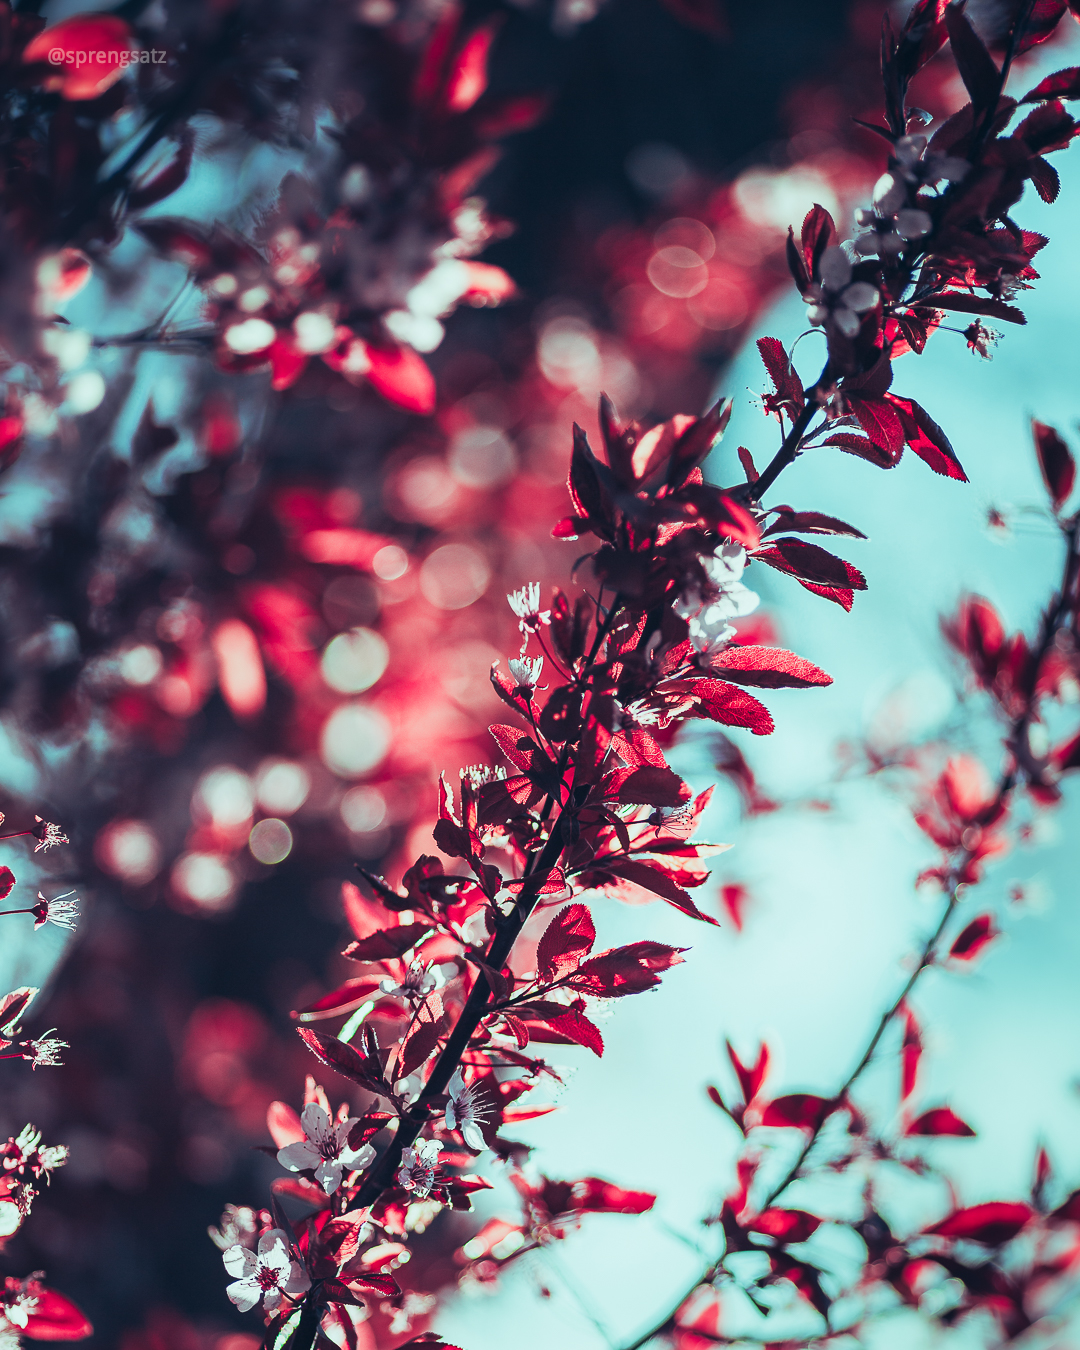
[31,892,79,933]
[853,172,932,260]
[222,1228,310,1314]
[396,1138,442,1198]
[445,1067,492,1151]
[31,819,67,853]
[380,959,437,1000]
[674,542,760,658]
[23,1033,67,1070]
[508,655,544,690]
[276,1103,375,1195]
[892,134,968,187]
[507,583,550,634]
[803,247,880,337]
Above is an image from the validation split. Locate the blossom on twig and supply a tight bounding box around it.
[445,1067,492,1151]
[222,1228,310,1313]
[276,1102,375,1195]
[30,891,79,932]
[397,1139,442,1198]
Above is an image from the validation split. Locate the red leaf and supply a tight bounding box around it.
[753,539,866,590]
[949,913,1001,961]
[757,337,804,414]
[23,15,136,100]
[292,977,384,1021]
[0,986,36,1035]
[296,1028,386,1093]
[1014,99,1078,154]
[568,941,686,997]
[1032,419,1076,510]
[572,1177,655,1213]
[688,679,775,735]
[926,1201,1033,1244]
[932,292,1026,326]
[945,4,1000,113]
[615,765,691,806]
[1051,1189,1080,1222]
[727,1040,769,1102]
[823,432,902,470]
[901,1006,921,1102]
[1022,66,1080,101]
[761,1094,831,1131]
[761,509,866,539]
[906,1107,976,1137]
[1030,154,1061,201]
[398,995,445,1079]
[342,923,431,961]
[748,1208,822,1242]
[365,345,436,415]
[444,21,498,112]
[800,204,836,282]
[542,1009,604,1057]
[0,867,14,901]
[22,1287,93,1340]
[720,882,749,931]
[711,646,832,690]
[848,396,905,456]
[536,904,596,983]
[886,394,969,481]
[601,858,721,925]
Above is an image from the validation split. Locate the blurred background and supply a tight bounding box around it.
[1,0,1079,1344]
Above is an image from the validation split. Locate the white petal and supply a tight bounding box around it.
[223,1245,256,1279]
[818,246,852,292]
[872,172,905,216]
[895,134,926,166]
[806,304,828,326]
[463,1121,487,1151]
[447,1066,466,1098]
[277,1141,321,1172]
[835,306,862,338]
[842,283,879,313]
[258,1230,292,1274]
[896,208,932,239]
[226,1278,262,1313]
[315,1159,343,1194]
[263,1288,282,1312]
[335,1117,362,1151]
[300,1102,332,1147]
[286,1261,312,1296]
[341,1141,375,1170]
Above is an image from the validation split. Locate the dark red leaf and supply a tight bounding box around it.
[600,858,721,924]
[926,1201,1033,1244]
[848,395,905,456]
[297,1028,386,1093]
[1014,99,1078,153]
[365,345,436,415]
[688,679,775,735]
[932,292,1027,326]
[902,1006,921,1102]
[945,4,1001,112]
[727,1040,769,1102]
[1021,65,1080,101]
[1029,154,1061,201]
[711,646,832,690]
[342,923,431,962]
[906,1107,976,1137]
[22,1287,94,1340]
[886,394,969,480]
[615,765,691,806]
[949,913,1001,961]
[568,941,686,997]
[536,904,596,983]
[761,509,867,539]
[540,1008,604,1057]
[753,540,866,590]
[0,867,14,901]
[1032,419,1076,509]
[823,432,902,470]
[761,1094,831,1131]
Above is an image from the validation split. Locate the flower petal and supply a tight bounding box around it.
[226,1278,262,1313]
[278,1141,321,1172]
[223,1244,256,1279]
[818,246,852,292]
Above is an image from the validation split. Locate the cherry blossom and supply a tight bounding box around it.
[30,819,67,853]
[853,172,933,260]
[507,583,551,636]
[222,1228,310,1314]
[22,1033,67,1070]
[396,1139,442,1198]
[508,655,544,691]
[380,960,438,1000]
[891,134,968,188]
[444,1067,491,1151]
[276,1103,375,1195]
[803,246,880,337]
[674,542,760,657]
[30,892,79,932]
